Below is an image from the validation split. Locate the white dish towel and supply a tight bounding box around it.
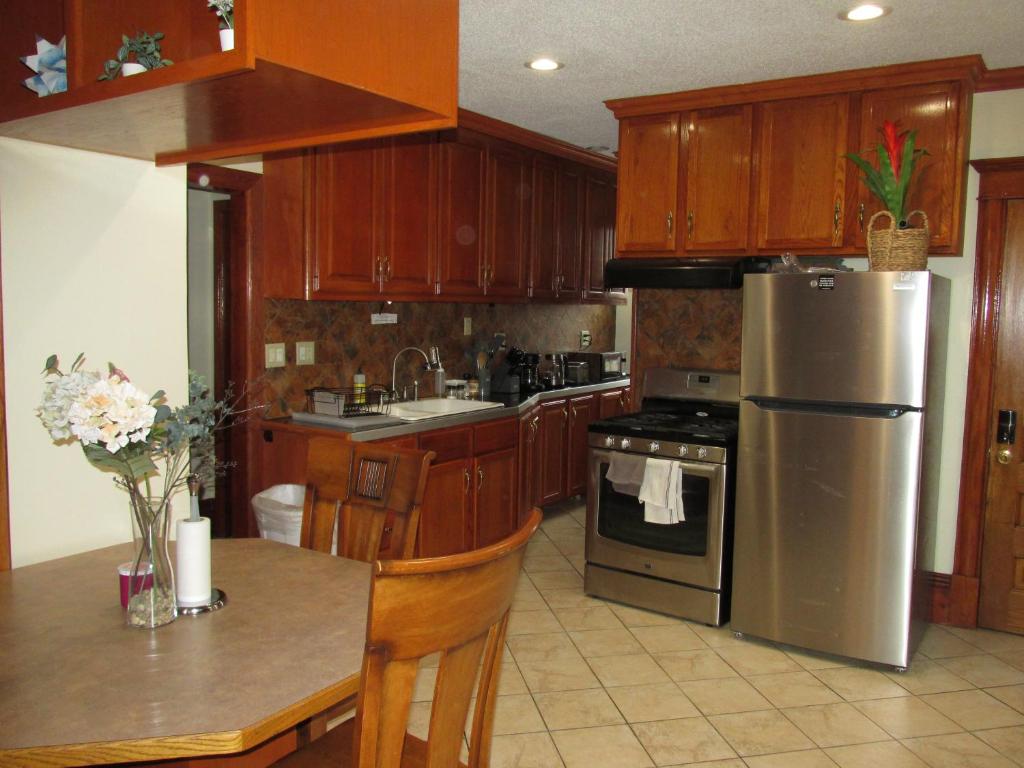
[605,453,647,496]
[639,458,685,524]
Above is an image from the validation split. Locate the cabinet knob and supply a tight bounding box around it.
[666,211,674,235]
[857,202,865,232]
[687,211,694,237]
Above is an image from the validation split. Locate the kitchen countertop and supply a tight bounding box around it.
[274,378,630,442]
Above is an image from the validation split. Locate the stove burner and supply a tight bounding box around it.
[590,407,738,445]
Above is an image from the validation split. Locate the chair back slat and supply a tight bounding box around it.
[426,635,486,768]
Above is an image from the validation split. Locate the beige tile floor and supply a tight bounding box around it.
[409,499,1024,767]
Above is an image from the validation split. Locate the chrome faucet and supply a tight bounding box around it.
[391,346,438,402]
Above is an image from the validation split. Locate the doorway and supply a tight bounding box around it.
[952,157,1024,631]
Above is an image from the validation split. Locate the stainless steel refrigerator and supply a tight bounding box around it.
[731,271,949,669]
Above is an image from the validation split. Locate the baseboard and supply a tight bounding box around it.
[920,570,953,624]
[948,574,980,627]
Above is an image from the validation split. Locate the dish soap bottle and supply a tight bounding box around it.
[353,368,366,405]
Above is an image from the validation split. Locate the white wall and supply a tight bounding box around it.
[187,190,229,391]
[844,89,1024,572]
[0,139,188,567]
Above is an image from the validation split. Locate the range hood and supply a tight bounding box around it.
[604,257,772,289]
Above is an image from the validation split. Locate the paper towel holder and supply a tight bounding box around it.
[178,588,228,616]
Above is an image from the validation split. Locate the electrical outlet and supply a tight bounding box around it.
[464,317,472,335]
[265,342,286,369]
[580,330,592,348]
[296,341,315,365]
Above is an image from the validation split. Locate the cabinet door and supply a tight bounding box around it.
[756,95,849,250]
[616,114,680,253]
[852,82,964,252]
[538,399,569,505]
[556,164,584,299]
[475,448,517,547]
[517,408,541,525]
[486,143,529,298]
[583,170,621,302]
[567,394,597,497]
[684,105,753,253]
[598,388,628,419]
[418,458,472,556]
[438,132,486,296]
[530,158,559,300]
[311,140,383,297]
[381,133,438,296]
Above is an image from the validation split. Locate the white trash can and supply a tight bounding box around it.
[252,484,305,546]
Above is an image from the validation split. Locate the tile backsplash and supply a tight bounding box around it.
[263,299,616,415]
[633,288,742,376]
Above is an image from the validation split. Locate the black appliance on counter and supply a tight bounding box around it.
[567,351,627,383]
[498,348,543,394]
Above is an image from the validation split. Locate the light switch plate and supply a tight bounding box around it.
[464,317,472,335]
[265,342,286,369]
[296,341,315,365]
[580,330,592,348]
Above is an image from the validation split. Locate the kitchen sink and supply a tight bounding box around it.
[389,398,504,422]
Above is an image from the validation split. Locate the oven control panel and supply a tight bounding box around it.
[588,432,727,464]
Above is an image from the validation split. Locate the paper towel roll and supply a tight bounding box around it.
[176,517,212,608]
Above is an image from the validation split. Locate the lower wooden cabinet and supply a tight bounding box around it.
[567,394,597,497]
[517,406,542,526]
[598,387,631,419]
[474,447,517,547]
[538,399,569,505]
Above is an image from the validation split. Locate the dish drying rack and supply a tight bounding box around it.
[305,385,391,418]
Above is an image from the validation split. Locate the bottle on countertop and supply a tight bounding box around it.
[353,368,366,404]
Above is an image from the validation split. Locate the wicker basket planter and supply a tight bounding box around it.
[867,210,929,272]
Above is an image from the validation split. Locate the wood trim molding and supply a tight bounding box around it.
[458,109,618,173]
[977,66,1024,93]
[950,157,1024,626]
[605,55,984,118]
[0,211,9,571]
[921,571,953,625]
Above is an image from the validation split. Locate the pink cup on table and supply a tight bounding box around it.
[118,562,154,608]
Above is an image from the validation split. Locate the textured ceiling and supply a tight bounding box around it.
[459,0,1024,154]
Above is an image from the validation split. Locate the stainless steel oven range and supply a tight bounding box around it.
[585,368,738,626]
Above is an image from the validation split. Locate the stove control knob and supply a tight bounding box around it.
[679,445,689,457]
[697,447,708,459]
[649,441,661,453]
[604,436,615,448]
[620,438,631,450]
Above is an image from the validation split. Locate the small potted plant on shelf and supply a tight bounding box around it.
[845,121,930,272]
[208,0,235,51]
[98,31,173,80]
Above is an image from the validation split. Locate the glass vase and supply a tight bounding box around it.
[127,490,177,628]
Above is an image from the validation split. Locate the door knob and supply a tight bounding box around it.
[998,448,1013,465]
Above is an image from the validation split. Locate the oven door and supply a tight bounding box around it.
[586,447,729,590]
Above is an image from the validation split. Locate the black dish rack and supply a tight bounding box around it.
[305,385,391,418]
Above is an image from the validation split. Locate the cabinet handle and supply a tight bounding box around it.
[857,202,865,231]
[477,466,484,490]
[833,201,841,238]
[687,211,694,237]
[666,211,674,235]
[384,258,392,282]
[463,468,471,491]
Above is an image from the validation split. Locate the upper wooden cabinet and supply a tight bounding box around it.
[484,139,530,299]
[438,132,488,297]
[0,0,458,164]
[755,94,850,250]
[529,158,560,301]
[607,56,980,257]
[583,170,626,302]
[617,114,680,253]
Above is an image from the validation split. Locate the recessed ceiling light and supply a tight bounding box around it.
[526,58,563,71]
[841,4,890,21]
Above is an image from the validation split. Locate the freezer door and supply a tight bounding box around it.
[731,400,923,667]
[741,272,932,407]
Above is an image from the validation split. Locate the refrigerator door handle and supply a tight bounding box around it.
[747,398,914,419]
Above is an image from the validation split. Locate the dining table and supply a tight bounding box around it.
[0,538,371,767]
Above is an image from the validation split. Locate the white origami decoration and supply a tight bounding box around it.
[21,36,67,97]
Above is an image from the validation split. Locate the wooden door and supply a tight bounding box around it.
[598,388,628,419]
[530,158,559,300]
[556,164,584,299]
[583,170,620,301]
[418,458,472,557]
[567,394,596,497]
[381,133,438,296]
[684,105,753,253]
[616,114,680,253]
[979,199,1024,633]
[755,95,849,250]
[311,140,382,297]
[486,143,529,298]
[852,82,964,252]
[538,399,569,505]
[517,407,541,525]
[474,448,517,547]
[438,132,486,296]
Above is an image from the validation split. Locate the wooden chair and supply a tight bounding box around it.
[277,508,543,768]
[300,438,435,561]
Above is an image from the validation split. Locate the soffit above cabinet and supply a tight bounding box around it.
[0,0,458,165]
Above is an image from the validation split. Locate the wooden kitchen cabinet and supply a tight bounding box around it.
[755,94,850,250]
[530,158,560,300]
[418,457,473,557]
[438,132,488,297]
[517,406,542,525]
[556,164,585,299]
[474,447,517,547]
[538,399,570,505]
[583,170,626,302]
[616,114,680,253]
[567,394,597,497]
[683,105,754,253]
[851,81,968,253]
[0,0,458,164]
[598,387,631,419]
[484,140,530,299]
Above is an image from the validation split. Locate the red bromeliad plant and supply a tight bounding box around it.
[846,120,928,226]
